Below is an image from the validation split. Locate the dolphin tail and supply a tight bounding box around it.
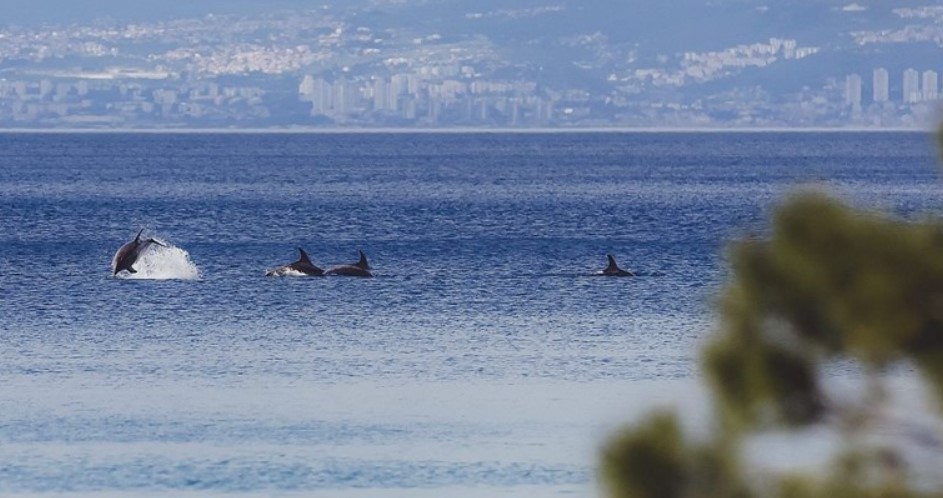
[298,248,313,264]
[356,250,369,270]
[147,238,166,247]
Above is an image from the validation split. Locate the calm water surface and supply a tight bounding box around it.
[0,132,939,496]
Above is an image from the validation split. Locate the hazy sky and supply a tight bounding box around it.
[0,0,345,25]
[0,0,918,28]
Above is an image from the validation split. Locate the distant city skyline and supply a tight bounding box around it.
[0,1,942,129]
[847,68,943,108]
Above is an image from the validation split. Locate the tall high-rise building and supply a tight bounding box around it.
[298,75,316,99]
[845,74,862,108]
[924,70,939,100]
[873,68,889,103]
[903,68,920,104]
[390,74,410,98]
[309,78,333,115]
[332,79,364,116]
[372,78,391,112]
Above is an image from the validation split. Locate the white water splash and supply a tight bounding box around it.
[266,267,308,277]
[118,241,201,280]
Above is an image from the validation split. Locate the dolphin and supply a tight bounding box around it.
[111,228,166,276]
[600,254,634,277]
[266,248,324,277]
[324,250,373,277]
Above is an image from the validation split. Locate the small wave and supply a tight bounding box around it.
[266,267,309,277]
[118,241,201,280]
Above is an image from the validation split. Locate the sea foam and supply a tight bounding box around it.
[118,240,201,280]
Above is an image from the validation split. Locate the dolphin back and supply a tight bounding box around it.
[267,248,324,276]
[298,248,313,265]
[603,254,634,277]
[606,254,619,271]
[325,251,373,277]
[356,250,369,270]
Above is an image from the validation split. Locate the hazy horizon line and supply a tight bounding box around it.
[0,126,933,135]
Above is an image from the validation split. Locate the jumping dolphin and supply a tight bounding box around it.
[111,228,166,276]
[266,248,324,277]
[600,254,634,277]
[324,250,373,277]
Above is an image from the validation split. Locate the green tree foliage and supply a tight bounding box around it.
[601,190,943,498]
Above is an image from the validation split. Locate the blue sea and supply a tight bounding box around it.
[1,132,940,497]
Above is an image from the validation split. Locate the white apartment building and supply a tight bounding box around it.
[845,74,862,108]
[903,68,920,104]
[923,70,939,101]
[873,68,889,103]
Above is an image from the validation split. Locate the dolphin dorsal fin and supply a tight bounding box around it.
[298,248,312,264]
[356,250,369,270]
[134,228,145,243]
[606,254,620,271]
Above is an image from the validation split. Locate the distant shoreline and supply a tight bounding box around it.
[0,126,933,134]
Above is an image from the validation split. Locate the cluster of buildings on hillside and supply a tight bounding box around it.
[619,38,820,88]
[678,38,818,82]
